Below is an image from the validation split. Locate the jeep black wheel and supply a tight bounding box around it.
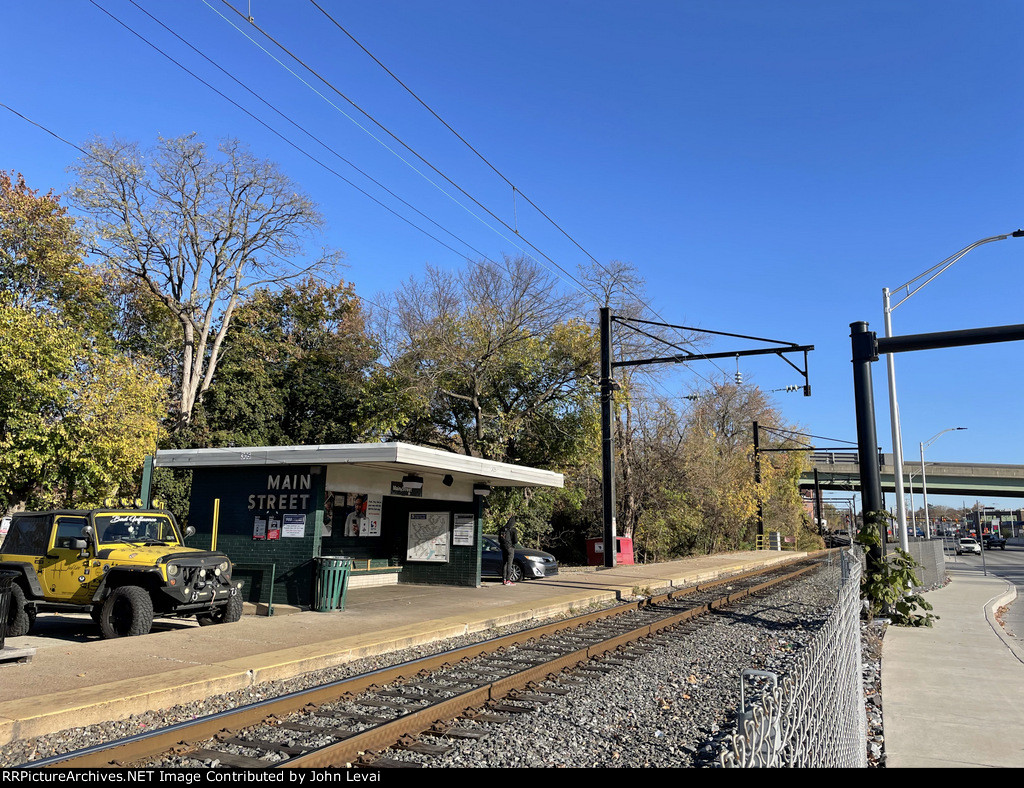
[197,594,243,626]
[5,583,34,638]
[99,586,154,638]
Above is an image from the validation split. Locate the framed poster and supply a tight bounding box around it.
[361,494,383,537]
[344,493,368,537]
[253,516,267,540]
[453,513,475,546]
[282,513,306,538]
[406,512,450,562]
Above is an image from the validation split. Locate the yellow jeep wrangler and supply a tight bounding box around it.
[0,508,242,638]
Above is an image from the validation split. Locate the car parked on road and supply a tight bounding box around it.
[481,535,559,582]
[956,537,981,555]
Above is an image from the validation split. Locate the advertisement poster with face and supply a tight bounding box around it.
[345,494,368,537]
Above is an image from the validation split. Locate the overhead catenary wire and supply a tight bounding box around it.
[209,0,600,303]
[217,0,736,382]
[306,0,603,264]
[89,0,488,268]
[299,0,734,379]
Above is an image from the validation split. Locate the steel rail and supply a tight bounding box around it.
[285,561,819,768]
[32,554,823,769]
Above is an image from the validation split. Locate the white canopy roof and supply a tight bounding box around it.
[153,442,563,490]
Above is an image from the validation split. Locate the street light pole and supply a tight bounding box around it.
[882,231,1022,552]
[921,427,967,541]
[882,287,910,550]
[907,471,916,535]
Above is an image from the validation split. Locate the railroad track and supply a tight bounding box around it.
[26,555,828,769]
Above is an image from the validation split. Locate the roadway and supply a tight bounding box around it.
[941,538,1024,643]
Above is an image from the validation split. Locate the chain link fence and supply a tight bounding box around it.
[720,550,867,767]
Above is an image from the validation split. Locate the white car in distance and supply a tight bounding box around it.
[956,538,981,556]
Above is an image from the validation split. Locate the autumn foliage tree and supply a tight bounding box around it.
[0,173,166,512]
[379,256,600,542]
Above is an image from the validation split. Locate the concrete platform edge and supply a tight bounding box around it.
[0,549,812,752]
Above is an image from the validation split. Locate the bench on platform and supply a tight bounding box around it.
[347,558,402,588]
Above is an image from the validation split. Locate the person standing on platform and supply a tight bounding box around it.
[499,516,518,585]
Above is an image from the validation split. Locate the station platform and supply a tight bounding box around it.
[0,550,808,750]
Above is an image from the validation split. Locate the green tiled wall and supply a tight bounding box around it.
[187,465,485,603]
[187,465,325,606]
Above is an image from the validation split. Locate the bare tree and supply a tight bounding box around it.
[577,259,705,540]
[381,255,596,466]
[71,134,344,428]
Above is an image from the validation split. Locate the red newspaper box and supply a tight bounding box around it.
[586,536,635,565]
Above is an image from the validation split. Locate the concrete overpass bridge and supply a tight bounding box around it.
[800,453,1024,499]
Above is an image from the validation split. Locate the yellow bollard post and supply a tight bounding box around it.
[212,498,220,551]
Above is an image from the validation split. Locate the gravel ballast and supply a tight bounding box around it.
[1,559,883,768]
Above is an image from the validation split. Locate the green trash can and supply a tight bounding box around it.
[313,556,353,612]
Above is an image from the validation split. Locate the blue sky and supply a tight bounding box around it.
[2,1,1022,513]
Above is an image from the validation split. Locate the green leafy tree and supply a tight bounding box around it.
[196,277,396,447]
[383,255,600,468]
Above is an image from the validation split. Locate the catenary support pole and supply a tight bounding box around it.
[753,420,763,539]
[600,307,617,568]
[814,468,823,534]
[850,321,885,565]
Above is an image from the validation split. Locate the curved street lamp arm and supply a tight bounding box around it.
[923,426,967,451]
[889,232,1024,311]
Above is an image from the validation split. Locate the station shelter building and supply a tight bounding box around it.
[150,443,563,609]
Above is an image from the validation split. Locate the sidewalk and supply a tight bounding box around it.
[881,560,1024,768]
